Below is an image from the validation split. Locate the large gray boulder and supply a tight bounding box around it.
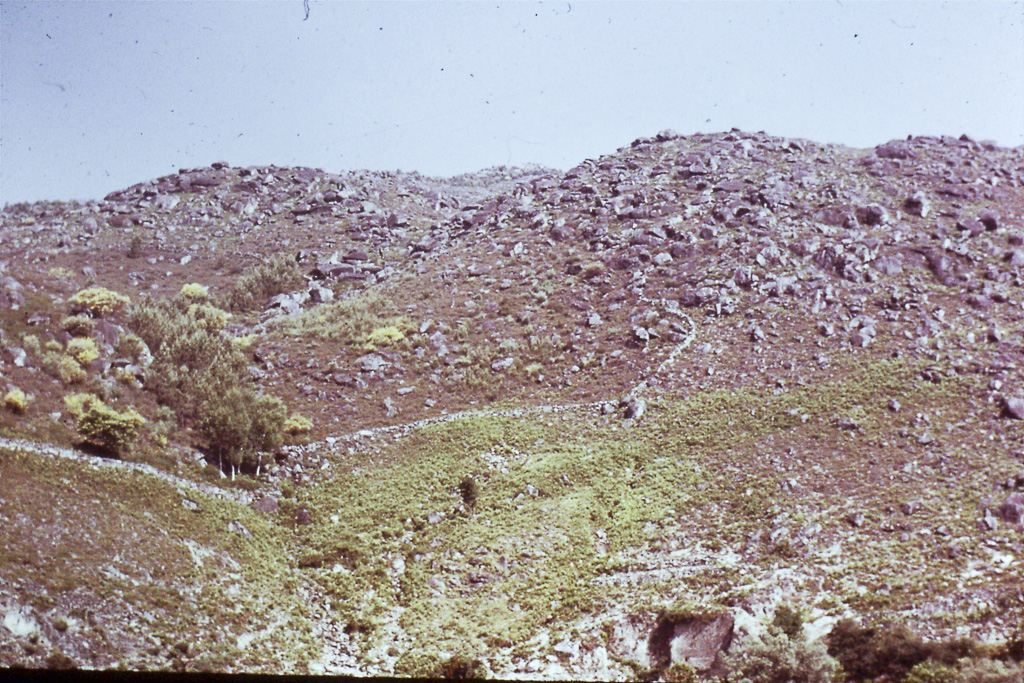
[648,609,734,672]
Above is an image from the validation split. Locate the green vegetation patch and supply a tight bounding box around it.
[270,288,410,347]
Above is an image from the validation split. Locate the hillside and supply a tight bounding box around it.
[2,129,1024,680]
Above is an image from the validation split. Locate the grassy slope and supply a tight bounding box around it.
[0,446,318,672]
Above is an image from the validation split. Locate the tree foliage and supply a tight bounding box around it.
[128,292,285,473]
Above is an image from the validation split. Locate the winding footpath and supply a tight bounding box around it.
[0,301,696,501]
[0,435,253,504]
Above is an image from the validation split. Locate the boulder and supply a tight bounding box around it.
[254,497,279,514]
[855,203,889,226]
[491,357,515,372]
[903,191,931,218]
[980,210,1000,231]
[1003,397,1024,420]
[997,492,1024,524]
[648,610,734,672]
[309,285,334,304]
[875,141,914,159]
[266,293,301,315]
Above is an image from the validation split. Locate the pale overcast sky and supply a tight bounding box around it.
[1,1,1022,204]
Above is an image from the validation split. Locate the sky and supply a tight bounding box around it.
[1,1,1022,205]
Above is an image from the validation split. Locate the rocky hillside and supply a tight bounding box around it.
[2,129,1024,680]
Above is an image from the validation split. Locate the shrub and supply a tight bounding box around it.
[69,286,130,317]
[178,283,210,301]
[66,337,99,365]
[3,388,28,413]
[458,476,479,510]
[722,627,838,683]
[128,296,286,475]
[581,261,606,279]
[663,662,698,682]
[364,324,406,350]
[283,413,313,436]
[437,654,488,680]
[225,253,304,312]
[21,334,41,357]
[772,604,805,640]
[826,620,932,681]
[272,289,409,347]
[58,355,87,384]
[184,302,230,333]
[63,393,94,419]
[232,334,259,352]
[71,394,145,456]
[61,315,95,337]
[906,661,960,683]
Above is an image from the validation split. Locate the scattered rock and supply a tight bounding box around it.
[1002,397,1024,420]
[254,497,279,514]
[491,357,515,372]
[903,191,931,218]
[648,610,734,673]
[997,493,1024,524]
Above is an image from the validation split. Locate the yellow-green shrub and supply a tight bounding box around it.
[225,254,304,312]
[71,394,145,456]
[61,315,95,337]
[66,337,99,365]
[364,325,406,350]
[185,303,230,333]
[58,355,87,384]
[179,283,210,301]
[21,334,41,357]
[69,286,130,317]
[284,413,313,436]
[3,388,28,413]
[63,393,95,419]
[232,334,259,352]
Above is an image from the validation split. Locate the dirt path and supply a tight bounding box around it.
[0,435,252,505]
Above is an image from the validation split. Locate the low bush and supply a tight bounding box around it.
[956,658,1024,682]
[283,413,313,436]
[458,476,479,510]
[906,660,960,683]
[3,388,28,413]
[364,324,406,350]
[825,620,983,682]
[57,355,87,384]
[721,626,838,683]
[581,261,606,279]
[772,604,805,640]
[61,315,95,337]
[178,283,210,301]
[224,254,304,312]
[69,394,145,456]
[66,337,99,365]
[21,334,41,357]
[272,288,409,347]
[663,662,698,682]
[437,654,488,680]
[69,286,130,317]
